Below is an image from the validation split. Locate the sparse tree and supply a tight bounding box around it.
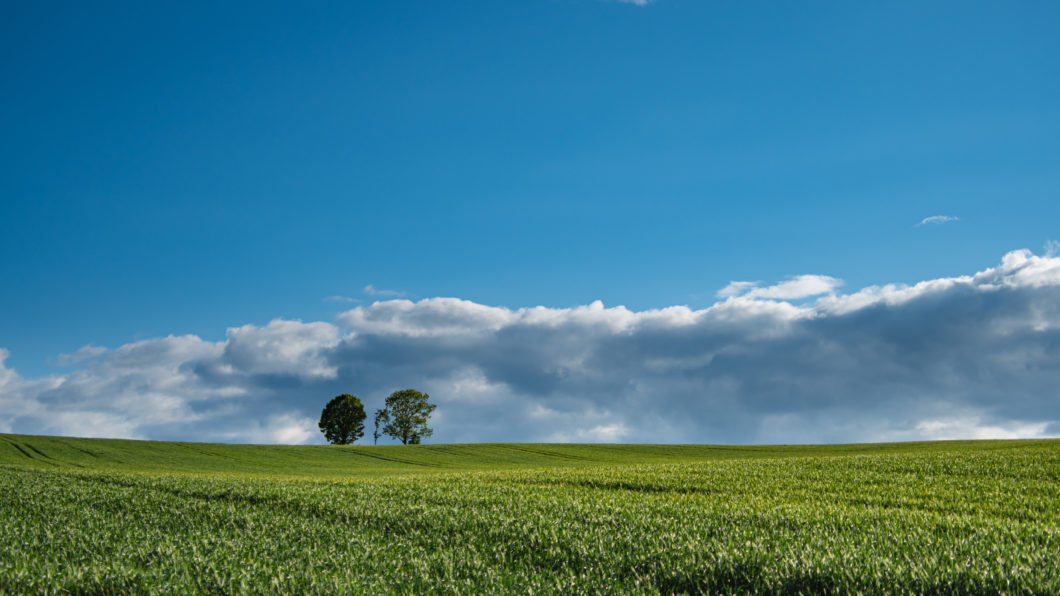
[379,389,436,445]
[372,408,389,445]
[318,394,367,445]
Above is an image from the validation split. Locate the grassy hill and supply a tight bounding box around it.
[2,433,1059,593]
[0,432,1041,476]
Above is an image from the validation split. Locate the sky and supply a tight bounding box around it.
[2,1,1059,444]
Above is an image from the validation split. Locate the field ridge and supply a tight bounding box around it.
[2,432,1051,476]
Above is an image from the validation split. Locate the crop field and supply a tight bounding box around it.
[1,434,1059,594]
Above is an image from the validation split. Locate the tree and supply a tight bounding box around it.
[372,408,388,445]
[318,394,367,445]
[379,389,436,445]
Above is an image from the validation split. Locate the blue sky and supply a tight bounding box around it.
[2,1,1059,444]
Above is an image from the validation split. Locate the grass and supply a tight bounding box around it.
[1,433,1058,594]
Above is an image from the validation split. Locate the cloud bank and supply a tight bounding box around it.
[2,249,1060,445]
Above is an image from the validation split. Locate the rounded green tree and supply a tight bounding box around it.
[318,394,367,445]
[379,389,436,445]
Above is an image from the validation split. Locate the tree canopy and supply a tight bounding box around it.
[318,394,367,445]
[378,389,436,445]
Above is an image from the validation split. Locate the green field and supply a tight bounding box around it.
[2,434,1058,594]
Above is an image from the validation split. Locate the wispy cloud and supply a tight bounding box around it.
[917,215,959,227]
[324,295,360,304]
[363,284,405,297]
[718,275,842,300]
[1045,239,1059,257]
[716,281,758,299]
[3,249,1060,445]
[54,344,107,366]
[613,0,655,5]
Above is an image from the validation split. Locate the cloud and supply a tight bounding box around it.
[324,295,360,304]
[211,413,317,445]
[917,215,959,226]
[911,416,1050,441]
[363,284,405,297]
[1045,239,1059,257]
[716,281,758,299]
[222,319,341,379]
[2,249,1060,445]
[549,423,631,443]
[55,344,107,366]
[718,275,843,300]
[612,0,655,5]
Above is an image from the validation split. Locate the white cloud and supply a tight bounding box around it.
[324,295,360,304]
[717,281,758,299]
[1045,239,1059,257]
[340,298,512,337]
[2,249,1060,445]
[212,413,317,445]
[223,319,340,379]
[573,424,630,443]
[363,284,405,297]
[46,410,143,440]
[917,215,959,226]
[55,344,107,366]
[719,275,843,300]
[613,0,654,5]
[433,368,508,405]
[338,298,643,338]
[912,416,1050,441]
[816,248,1060,317]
